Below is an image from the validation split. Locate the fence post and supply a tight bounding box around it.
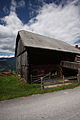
[63,75,64,84]
[49,72,51,79]
[41,77,44,89]
[77,69,80,83]
[30,74,32,84]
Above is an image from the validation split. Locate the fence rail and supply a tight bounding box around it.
[41,75,79,89]
[30,73,80,89]
[61,61,80,70]
[30,73,50,84]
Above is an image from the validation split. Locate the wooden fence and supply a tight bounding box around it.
[30,73,80,89]
[30,73,50,84]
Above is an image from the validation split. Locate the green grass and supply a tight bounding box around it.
[0,75,80,101]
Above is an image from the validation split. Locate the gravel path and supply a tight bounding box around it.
[0,86,80,120]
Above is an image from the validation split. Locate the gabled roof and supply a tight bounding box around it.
[17,30,80,54]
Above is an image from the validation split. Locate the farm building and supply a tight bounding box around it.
[15,30,80,83]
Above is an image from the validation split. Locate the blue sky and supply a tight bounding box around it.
[0,0,80,57]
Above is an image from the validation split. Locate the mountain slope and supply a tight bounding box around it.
[0,57,16,72]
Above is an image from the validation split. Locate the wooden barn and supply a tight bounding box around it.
[15,30,80,83]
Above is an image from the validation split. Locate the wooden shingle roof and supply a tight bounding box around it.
[17,30,80,54]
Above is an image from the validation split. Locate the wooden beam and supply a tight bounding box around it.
[61,61,80,70]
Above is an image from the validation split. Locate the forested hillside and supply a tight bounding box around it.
[0,57,16,72]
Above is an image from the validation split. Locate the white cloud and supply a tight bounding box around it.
[10,0,17,12]
[17,0,25,8]
[10,0,25,13]
[0,12,23,54]
[0,0,80,57]
[28,2,80,45]
[3,6,9,14]
[0,55,14,58]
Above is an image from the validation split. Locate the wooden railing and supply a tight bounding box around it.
[31,73,80,89]
[30,64,80,89]
[61,61,80,70]
[41,75,79,89]
[30,73,50,84]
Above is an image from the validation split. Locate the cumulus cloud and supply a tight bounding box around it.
[10,0,17,12]
[0,0,80,57]
[28,1,80,45]
[17,0,25,8]
[3,6,9,14]
[0,55,14,58]
[0,0,24,56]
[10,0,25,12]
[0,12,23,53]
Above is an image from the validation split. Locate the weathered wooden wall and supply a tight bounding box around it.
[16,38,29,83]
[16,38,26,57]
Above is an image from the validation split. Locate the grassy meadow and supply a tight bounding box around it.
[0,75,80,101]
